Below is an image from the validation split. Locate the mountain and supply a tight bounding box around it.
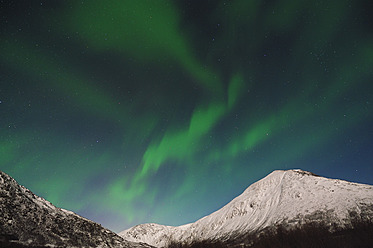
[119,169,373,247]
[0,171,153,248]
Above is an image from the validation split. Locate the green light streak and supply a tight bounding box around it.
[138,73,245,179]
[207,67,372,167]
[99,174,159,224]
[129,101,226,193]
[106,73,246,213]
[67,0,223,95]
[227,73,245,109]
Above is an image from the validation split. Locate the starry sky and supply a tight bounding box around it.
[1,0,373,232]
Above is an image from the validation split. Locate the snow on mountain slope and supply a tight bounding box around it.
[119,169,373,247]
[0,171,152,248]
[119,223,177,247]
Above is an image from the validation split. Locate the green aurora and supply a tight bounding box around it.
[1,0,372,232]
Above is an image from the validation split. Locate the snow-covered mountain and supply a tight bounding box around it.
[119,169,373,247]
[0,171,153,248]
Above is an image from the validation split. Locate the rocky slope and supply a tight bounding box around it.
[0,171,152,248]
[120,169,373,247]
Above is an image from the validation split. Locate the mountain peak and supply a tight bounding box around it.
[120,169,373,247]
[289,169,320,176]
[267,169,319,178]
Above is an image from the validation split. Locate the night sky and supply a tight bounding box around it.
[1,0,373,232]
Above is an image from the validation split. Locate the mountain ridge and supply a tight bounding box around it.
[119,169,373,247]
[0,170,153,248]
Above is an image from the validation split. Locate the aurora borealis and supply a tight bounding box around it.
[1,0,372,232]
